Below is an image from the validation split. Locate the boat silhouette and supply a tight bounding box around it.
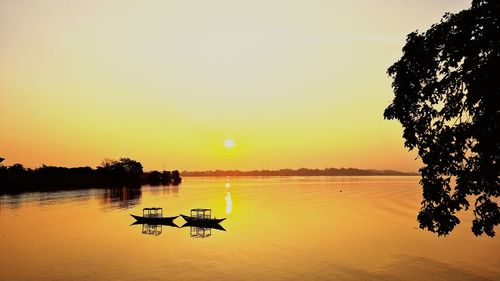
[130,207,179,224]
[181,221,226,231]
[180,208,226,224]
[130,220,179,228]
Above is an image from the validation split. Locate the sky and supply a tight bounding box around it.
[0,0,471,171]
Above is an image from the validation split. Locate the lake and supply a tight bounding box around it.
[0,176,499,281]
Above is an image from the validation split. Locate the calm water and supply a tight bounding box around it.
[0,177,499,281]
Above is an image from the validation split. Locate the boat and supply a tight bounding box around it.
[130,207,179,224]
[130,220,179,228]
[182,221,226,231]
[180,208,226,224]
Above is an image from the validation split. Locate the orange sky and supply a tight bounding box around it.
[0,0,470,171]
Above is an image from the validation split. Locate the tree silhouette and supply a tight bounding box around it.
[97,158,143,180]
[384,0,499,236]
[117,158,143,177]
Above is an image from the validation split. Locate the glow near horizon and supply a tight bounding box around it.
[0,0,470,171]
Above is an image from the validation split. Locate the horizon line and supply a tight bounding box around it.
[181,167,419,176]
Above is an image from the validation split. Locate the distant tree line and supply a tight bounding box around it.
[142,170,181,186]
[181,168,417,177]
[0,157,181,194]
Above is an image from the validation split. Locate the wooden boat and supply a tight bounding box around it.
[180,208,226,224]
[130,220,179,228]
[182,221,226,231]
[130,207,179,224]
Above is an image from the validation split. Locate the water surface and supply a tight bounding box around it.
[0,177,499,281]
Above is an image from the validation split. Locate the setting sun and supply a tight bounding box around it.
[224,139,235,148]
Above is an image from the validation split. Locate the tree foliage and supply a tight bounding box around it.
[384,0,499,236]
[97,158,143,179]
[0,157,182,193]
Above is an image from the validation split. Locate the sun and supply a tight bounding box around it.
[224,139,235,148]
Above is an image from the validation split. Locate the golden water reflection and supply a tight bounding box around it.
[0,177,499,281]
[225,191,232,215]
[100,186,142,210]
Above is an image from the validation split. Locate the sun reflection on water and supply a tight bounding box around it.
[225,191,232,215]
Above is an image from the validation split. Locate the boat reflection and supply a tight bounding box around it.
[131,221,179,236]
[182,222,226,238]
[189,226,212,238]
[142,224,163,236]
